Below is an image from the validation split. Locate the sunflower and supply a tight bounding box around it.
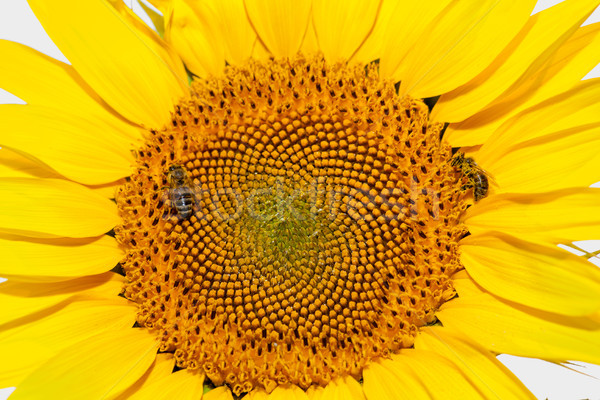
[1,0,600,399]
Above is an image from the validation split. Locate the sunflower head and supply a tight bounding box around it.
[114,54,473,394]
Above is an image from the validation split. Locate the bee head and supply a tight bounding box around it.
[167,164,187,183]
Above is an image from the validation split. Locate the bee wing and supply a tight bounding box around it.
[477,164,498,189]
[159,186,177,220]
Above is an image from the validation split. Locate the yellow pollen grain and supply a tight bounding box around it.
[115,55,470,396]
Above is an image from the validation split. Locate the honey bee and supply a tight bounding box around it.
[165,164,197,219]
[451,153,490,202]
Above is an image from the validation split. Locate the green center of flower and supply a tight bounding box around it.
[116,55,469,395]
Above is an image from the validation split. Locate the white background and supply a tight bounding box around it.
[1,1,600,399]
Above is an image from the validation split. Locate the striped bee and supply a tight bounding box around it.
[166,164,197,219]
[451,153,490,202]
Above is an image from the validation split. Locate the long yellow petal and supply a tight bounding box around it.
[0,40,144,144]
[438,274,600,365]
[309,376,364,400]
[364,350,484,399]
[0,235,121,282]
[0,148,59,179]
[0,272,124,330]
[128,369,204,400]
[379,0,453,80]
[9,328,157,400]
[211,0,257,65]
[352,0,405,65]
[464,188,600,245]
[0,299,135,388]
[107,0,186,84]
[363,357,425,399]
[204,386,234,400]
[0,104,134,185]
[244,0,312,58]
[445,21,600,147]
[138,0,166,37]
[312,0,381,62]
[244,389,269,400]
[27,0,186,128]
[88,179,124,200]
[434,0,600,123]
[399,0,536,98]
[0,40,110,116]
[0,178,119,238]
[460,233,600,316]
[483,123,600,193]
[165,0,225,77]
[268,385,309,400]
[415,327,535,399]
[478,79,600,162]
[113,353,176,400]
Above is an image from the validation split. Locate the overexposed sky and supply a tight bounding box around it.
[0,1,600,399]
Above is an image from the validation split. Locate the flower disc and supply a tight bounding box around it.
[116,56,469,395]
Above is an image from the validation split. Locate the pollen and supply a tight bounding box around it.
[115,55,469,395]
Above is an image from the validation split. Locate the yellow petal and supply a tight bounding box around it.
[0,272,124,326]
[147,0,171,13]
[0,178,119,238]
[138,0,166,37]
[0,340,52,389]
[0,299,135,388]
[0,40,106,114]
[445,21,600,147]
[352,0,407,64]
[268,385,309,400]
[478,79,600,162]
[28,0,186,128]
[464,188,600,245]
[364,350,484,399]
[107,0,187,83]
[212,0,257,65]
[88,179,124,200]
[244,0,312,58]
[379,0,453,80]
[312,0,381,62]
[399,0,537,98]
[9,328,158,400]
[0,148,59,179]
[244,389,269,400]
[0,299,134,346]
[0,235,122,282]
[433,0,600,123]
[309,376,364,400]
[165,0,225,77]
[128,369,204,400]
[0,104,135,185]
[113,353,176,400]
[460,233,600,315]
[363,357,424,399]
[204,386,234,400]
[0,40,143,143]
[415,327,535,399]
[335,376,365,400]
[438,275,600,365]
[483,123,600,193]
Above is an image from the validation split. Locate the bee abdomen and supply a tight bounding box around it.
[472,173,489,202]
[173,190,195,219]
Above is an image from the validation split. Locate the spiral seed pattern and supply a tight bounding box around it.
[116,56,468,395]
